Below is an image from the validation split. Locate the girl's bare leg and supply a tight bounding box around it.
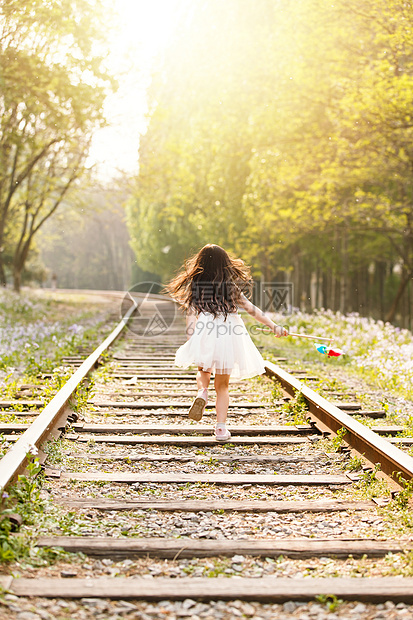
[188,368,211,421]
[214,373,230,425]
[197,368,211,391]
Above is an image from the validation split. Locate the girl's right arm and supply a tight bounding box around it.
[238,294,288,337]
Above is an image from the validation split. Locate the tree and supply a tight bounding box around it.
[130,0,284,280]
[289,0,413,319]
[129,0,413,321]
[10,143,88,292]
[0,0,114,287]
[40,182,134,291]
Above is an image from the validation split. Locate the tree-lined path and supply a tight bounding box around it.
[129,0,413,325]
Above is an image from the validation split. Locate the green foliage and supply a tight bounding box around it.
[0,291,111,387]
[44,438,64,466]
[393,474,413,510]
[128,0,413,320]
[7,454,44,524]
[329,428,348,453]
[57,511,85,536]
[344,456,364,472]
[0,374,19,398]
[69,377,95,414]
[41,371,72,401]
[204,558,232,578]
[270,382,284,402]
[360,463,382,486]
[282,390,309,425]
[350,462,389,500]
[0,0,115,288]
[398,415,413,438]
[40,189,134,291]
[0,453,44,562]
[385,551,413,577]
[0,516,28,563]
[315,594,343,612]
[25,352,55,377]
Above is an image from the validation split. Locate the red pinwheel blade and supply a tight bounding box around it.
[327,347,343,357]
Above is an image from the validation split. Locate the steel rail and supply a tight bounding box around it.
[0,302,137,495]
[264,361,413,483]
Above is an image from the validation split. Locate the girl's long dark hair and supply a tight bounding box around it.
[165,244,252,318]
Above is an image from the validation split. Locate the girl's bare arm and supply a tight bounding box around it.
[238,294,288,337]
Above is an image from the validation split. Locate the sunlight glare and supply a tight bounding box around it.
[88,0,184,177]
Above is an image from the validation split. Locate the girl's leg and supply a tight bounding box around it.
[197,368,211,392]
[188,368,210,421]
[214,373,230,425]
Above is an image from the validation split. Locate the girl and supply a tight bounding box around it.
[166,244,287,442]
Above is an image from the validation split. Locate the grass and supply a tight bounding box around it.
[0,454,73,566]
[247,308,413,401]
[0,290,122,567]
[0,289,114,380]
[281,389,309,425]
[0,290,117,437]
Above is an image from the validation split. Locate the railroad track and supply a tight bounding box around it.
[2,294,413,617]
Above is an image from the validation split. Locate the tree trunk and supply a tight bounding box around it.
[315,261,320,308]
[0,217,7,285]
[339,230,348,314]
[12,235,32,294]
[331,271,340,312]
[13,267,21,293]
[385,270,412,323]
[322,271,328,309]
[402,273,410,328]
[0,255,6,287]
[364,266,370,315]
[305,267,312,312]
[349,272,357,312]
[376,261,386,321]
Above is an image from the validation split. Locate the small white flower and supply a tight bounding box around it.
[22,443,38,456]
[68,324,83,335]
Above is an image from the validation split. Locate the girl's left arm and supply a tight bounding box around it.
[238,294,288,337]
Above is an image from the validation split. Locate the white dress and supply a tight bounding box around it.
[175,311,266,379]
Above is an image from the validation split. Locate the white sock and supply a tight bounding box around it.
[216,423,226,430]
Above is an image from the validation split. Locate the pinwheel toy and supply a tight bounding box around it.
[256,326,343,357]
[315,343,344,357]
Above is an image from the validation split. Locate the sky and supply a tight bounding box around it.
[87,0,183,178]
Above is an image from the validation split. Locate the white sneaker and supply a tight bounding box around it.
[188,389,207,421]
[214,428,231,442]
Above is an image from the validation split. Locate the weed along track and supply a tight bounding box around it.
[3,296,413,618]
